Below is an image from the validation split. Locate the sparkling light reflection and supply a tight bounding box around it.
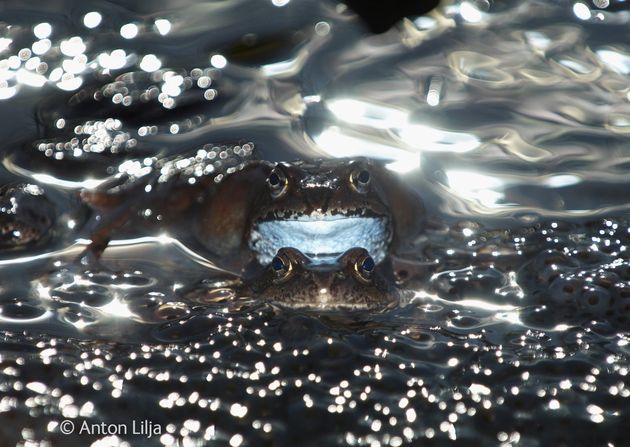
[140,54,162,72]
[573,2,592,20]
[411,290,522,324]
[120,23,139,40]
[72,235,236,274]
[427,86,441,106]
[3,159,109,188]
[460,2,483,23]
[445,170,506,207]
[97,50,129,70]
[210,54,227,69]
[325,98,480,160]
[0,86,17,100]
[0,244,83,266]
[0,309,53,324]
[56,75,83,91]
[59,37,86,57]
[98,296,136,318]
[543,174,580,188]
[395,125,480,153]
[16,69,46,87]
[0,38,12,52]
[524,31,551,52]
[596,49,630,74]
[83,12,102,28]
[262,55,305,77]
[315,127,420,173]
[327,99,408,129]
[154,19,172,35]
[33,23,52,39]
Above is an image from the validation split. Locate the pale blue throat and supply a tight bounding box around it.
[249,215,389,265]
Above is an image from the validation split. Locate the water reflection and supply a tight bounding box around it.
[446,170,506,208]
[327,99,408,129]
[0,0,630,446]
[314,126,420,173]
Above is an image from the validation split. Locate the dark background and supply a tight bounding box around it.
[345,0,441,33]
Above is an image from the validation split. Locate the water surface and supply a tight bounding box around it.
[1,0,630,445]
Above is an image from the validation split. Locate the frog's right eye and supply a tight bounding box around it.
[353,254,375,283]
[267,167,288,198]
[271,253,292,279]
[349,168,371,194]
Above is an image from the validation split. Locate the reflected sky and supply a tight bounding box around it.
[0,0,628,220]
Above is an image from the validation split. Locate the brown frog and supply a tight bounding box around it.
[238,246,400,310]
[195,158,425,270]
[81,157,425,273]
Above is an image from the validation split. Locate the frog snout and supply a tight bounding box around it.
[312,273,334,291]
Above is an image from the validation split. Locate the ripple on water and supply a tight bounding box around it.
[1,0,630,445]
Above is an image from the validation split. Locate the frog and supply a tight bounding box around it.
[195,157,425,269]
[237,246,401,310]
[0,182,88,255]
[0,183,65,252]
[80,156,425,274]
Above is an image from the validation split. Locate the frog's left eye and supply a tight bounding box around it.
[271,254,292,279]
[267,167,288,198]
[354,254,375,283]
[350,169,370,193]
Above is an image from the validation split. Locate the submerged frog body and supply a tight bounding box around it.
[239,247,400,309]
[81,157,424,273]
[196,158,424,268]
[0,183,55,250]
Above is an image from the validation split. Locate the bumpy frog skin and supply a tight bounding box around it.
[196,158,424,268]
[239,247,400,309]
[79,156,424,283]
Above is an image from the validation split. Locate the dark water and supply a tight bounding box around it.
[1,0,630,445]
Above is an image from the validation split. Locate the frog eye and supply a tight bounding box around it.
[267,167,288,198]
[354,254,375,283]
[350,169,370,193]
[271,253,292,279]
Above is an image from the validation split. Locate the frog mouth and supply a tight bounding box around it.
[249,210,391,265]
